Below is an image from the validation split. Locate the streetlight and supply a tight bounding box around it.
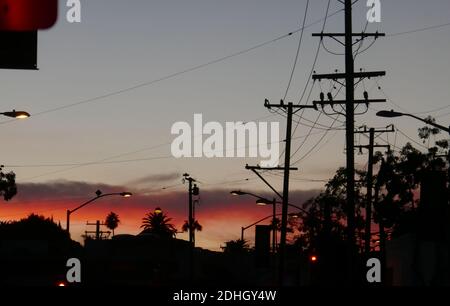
[231,190,308,214]
[240,212,299,242]
[377,109,450,283]
[232,191,278,252]
[230,190,246,196]
[66,189,132,235]
[154,207,163,214]
[231,190,307,252]
[1,110,31,119]
[376,109,450,134]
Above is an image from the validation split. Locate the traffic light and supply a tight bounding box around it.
[0,0,58,31]
[0,31,37,70]
[309,255,318,263]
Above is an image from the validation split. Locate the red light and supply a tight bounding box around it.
[310,255,318,262]
[57,282,66,287]
[0,0,58,31]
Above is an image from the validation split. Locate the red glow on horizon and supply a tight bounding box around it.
[0,189,279,251]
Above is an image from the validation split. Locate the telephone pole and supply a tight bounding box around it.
[374,158,387,284]
[263,100,317,285]
[312,0,385,283]
[183,173,197,246]
[84,220,110,240]
[354,126,394,257]
[183,173,199,281]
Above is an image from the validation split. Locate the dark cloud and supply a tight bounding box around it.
[127,172,180,186]
[14,180,321,213]
[15,180,124,201]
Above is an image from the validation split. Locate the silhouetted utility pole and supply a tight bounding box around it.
[85,220,110,240]
[183,173,199,281]
[183,173,198,246]
[271,198,276,254]
[374,158,387,284]
[312,0,385,284]
[355,126,393,257]
[263,100,316,285]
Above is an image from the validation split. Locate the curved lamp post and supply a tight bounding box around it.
[230,190,308,213]
[376,109,450,134]
[240,212,299,242]
[231,190,307,252]
[377,109,450,283]
[66,189,132,235]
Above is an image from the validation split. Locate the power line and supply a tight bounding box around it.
[374,80,450,116]
[283,0,310,101]
[0,8,344,126]
[395,127,429,150]
[265,171,328,182]
[1,13,447,128]
[289,82,345,163]
[9,125,330,176]
[7,155,173,168]
[415,105,450,115]
[387,21,450,37]
[291,125,339,166]
[277,0,334,165]
[434,110,450,119]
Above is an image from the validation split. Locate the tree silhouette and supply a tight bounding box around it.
[141,211,177,238]
[181,219,203,233]
[0,166,17,201]
[0,214,82,286]
[222,239,251,254]
[290,167,367,252]
[105,211,120,236]
[0,214,74,246]
[374,140,448,239]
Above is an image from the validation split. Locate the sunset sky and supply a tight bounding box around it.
[1,0,450,250]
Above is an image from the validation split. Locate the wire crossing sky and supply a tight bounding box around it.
[1,0,450,250]
[0,0,448,187]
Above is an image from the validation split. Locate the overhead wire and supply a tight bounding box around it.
[283,0,310,101]
[276,0,335,166]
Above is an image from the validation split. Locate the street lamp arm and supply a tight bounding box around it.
[244,192,267,201]
[234,190,312,218]
[69,195,101,214]
[272,200,312,217]
[404,113,450,134]
[69,192,124,214]
[243,213,283,231]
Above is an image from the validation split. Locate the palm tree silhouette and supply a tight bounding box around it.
[141,210,177,238]
[222,239,251,254]
[105,211,120,236]
[181,219,203,233]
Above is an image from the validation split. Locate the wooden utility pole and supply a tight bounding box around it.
[355,126,394,257]
[263,100,316,285]
[312,0,385,283]
[183,173,196,246]
[183,173,198,281]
